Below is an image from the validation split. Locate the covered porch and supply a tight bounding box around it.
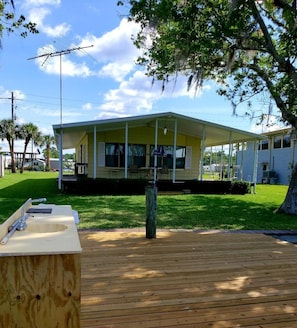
[53,112,264,190]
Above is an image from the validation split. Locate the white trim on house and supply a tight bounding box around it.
[53,112,264,189]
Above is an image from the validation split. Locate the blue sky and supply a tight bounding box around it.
[0,0,285,152]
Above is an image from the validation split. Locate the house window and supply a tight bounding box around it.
[128,144,146,167]
[259,139,269,150]
[283,134,291,148]
[273,136,281,149]
[149,145,186,169]
[105,143,125,167]
[105,143,146,168]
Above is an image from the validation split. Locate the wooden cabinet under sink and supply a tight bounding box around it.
[0,204,82,328]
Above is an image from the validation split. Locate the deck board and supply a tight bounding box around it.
[79,231,297,327]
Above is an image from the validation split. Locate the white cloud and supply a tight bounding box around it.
[95,68,215,119]
[99,62,135,82]
[82,103,93,111]
[34,45,92,77]
[24,0,61,6]
[75,18,141,80]
[42,22,71,38]
[24,1,70,38]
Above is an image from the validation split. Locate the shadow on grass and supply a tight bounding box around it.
[76,194,295,231]
[0,178,59,219]
[0,179,294,231]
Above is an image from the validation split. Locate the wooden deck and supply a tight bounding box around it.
[79,230,297,328]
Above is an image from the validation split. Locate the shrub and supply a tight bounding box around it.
[230,181,251,194]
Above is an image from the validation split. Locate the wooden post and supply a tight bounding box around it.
[145,184,157,238]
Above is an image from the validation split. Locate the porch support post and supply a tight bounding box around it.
[220,145,224,180]
[154,119,158,182]
[172,119,177,182]
[93,125,96,180]
[252,140,259,194]
[58,130,63,190]
[227,131,232,180]
[240,142,244,180]
[199,125,206,181]
[125,122,128,179]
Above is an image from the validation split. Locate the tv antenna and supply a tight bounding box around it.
[28,45,93,125]
[28,45,93,190]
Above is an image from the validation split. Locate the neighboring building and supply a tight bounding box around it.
[236,128,294,185]
[53,112,263,189]
[49,158,60,171]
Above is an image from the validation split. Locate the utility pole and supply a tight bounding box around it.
[0,91,21,173]
[28,45,93,188]
[0,91,19,120]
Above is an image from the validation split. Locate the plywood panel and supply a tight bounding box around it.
[0,253,81,328]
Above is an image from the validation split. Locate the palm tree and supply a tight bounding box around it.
[0,119,19,173]
[18,123,41,173]
[40,135,56,171]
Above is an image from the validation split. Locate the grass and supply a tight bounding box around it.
[0,170,295,231]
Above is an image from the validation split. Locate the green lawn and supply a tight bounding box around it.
[0,170,295,230]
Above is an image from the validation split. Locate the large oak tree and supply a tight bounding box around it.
[119,0,297,214]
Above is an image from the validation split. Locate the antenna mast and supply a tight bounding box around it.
[28,44,93,189]
[28,45,93,125]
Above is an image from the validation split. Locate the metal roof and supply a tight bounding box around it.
[53,112,264,149]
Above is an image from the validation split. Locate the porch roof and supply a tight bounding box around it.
[53,112,264,149]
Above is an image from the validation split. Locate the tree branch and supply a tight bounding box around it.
[249,63,297,127]
[249,1,297,85]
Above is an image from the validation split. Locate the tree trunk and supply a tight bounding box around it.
[46,145,51,171]
[20,142,29,174]
[8,140,16,173]
[277,164,297,214]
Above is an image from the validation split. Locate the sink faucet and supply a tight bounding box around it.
[17,198,47,231]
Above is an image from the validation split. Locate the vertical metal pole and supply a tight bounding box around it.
[58,54,63,189]
[240,142,244,180]
[228,131,232,180]
[60,54,63,126]
[199,125,205,181]
[58,131,63,190]
[93,125,96,179]
[154,119,158,182]
[252,140,259,194]
[11,91,15,172]
[125,122,128,179]
[172,119,177,182]
[220,145,224,180]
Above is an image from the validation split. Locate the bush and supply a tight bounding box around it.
[230,181,251,194]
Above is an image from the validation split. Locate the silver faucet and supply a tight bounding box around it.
[17,198,47,231]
